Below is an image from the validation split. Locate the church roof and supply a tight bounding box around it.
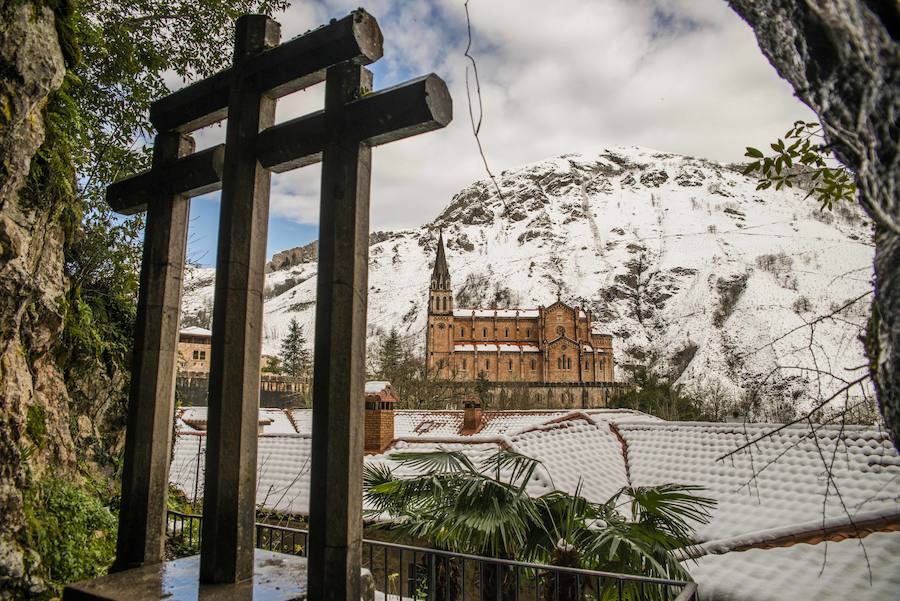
[453,308,540,318]
[454,343,541,352]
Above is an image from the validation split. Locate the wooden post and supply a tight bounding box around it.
[307,62,373,601]
[200,14,279,584]
[113,131,193,571]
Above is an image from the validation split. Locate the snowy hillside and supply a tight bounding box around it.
[182,147,874,410]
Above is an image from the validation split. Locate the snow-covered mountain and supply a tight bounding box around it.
[183,147,874,410]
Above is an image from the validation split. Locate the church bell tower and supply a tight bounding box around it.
[426,230,453,375]
[429,230,452,315]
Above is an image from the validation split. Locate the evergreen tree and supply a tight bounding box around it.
[280,319,310,379]
[376,328,404,381]
[474,371,492,408]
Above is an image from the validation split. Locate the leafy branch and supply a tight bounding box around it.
[743,120,856,210]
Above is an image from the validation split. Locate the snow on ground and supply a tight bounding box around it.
[182,147,875,414]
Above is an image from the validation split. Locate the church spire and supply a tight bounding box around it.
[431,229,451,290]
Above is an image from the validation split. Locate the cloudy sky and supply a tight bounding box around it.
[184,0,815,266]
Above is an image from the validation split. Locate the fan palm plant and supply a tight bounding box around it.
[364,449,715,601]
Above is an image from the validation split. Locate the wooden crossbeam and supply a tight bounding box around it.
[106,75,450,216]
[150,10,383,133]
[106,145,225,215]
[257,74,452,172]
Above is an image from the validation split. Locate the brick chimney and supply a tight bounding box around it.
[461,397,483,435]
[364,382,396,454]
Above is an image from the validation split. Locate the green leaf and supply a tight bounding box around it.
[745,147,764,158]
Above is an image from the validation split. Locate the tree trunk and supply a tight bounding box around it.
[726,0,900,448]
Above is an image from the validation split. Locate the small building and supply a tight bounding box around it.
[177,326,212,374]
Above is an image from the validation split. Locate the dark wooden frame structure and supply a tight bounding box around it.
[105,10,450,600]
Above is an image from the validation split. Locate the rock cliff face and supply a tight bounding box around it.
[184,147,874,417]
[726,0,900,447]
[0,4,69,595]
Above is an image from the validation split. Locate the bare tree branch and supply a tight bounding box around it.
[718,374,870,462]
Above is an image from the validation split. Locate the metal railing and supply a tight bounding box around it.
[166,510,698,601]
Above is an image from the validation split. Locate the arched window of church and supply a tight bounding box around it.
[463,358,467,369]
[504,328,509,337]
[526,328,531,337]
[557,357,561,369]
[483,327,487,338]
[460,327,465,337]
[485,359,490,369]
[567,357,572,369]
[508,359,512,371]
[530,359,536,370]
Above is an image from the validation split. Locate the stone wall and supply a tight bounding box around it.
[176,375,306,408]
[485,382,628,409]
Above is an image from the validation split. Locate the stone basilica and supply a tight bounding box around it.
[425,233,615,384]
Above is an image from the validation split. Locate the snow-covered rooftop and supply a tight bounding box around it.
[169,409,899,600]
[689,531,900,600]
[364,381,391,394]
[618,422,900,543]
[453,309,540,318]
[179,326,212,337]
[453,343,541,352]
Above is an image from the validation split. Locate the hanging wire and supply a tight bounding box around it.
[463,0,508,212]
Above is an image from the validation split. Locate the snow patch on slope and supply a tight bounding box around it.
[182,147,874,410]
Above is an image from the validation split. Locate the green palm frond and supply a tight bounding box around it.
[387,449,478,474]
[620,484,716,546]
[479,449,545,492]
[362,449,716,585]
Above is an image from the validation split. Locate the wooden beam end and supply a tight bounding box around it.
[424,73,453,128]
[350,9,384,64]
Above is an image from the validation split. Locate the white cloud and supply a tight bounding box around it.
[193,0,816,235]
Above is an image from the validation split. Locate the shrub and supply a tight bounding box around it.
[755,252,793,274]
[792,295,812,313]
[713,272,749,327]
[23,478,117,596]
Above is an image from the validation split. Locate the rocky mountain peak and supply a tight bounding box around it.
[184,147,873,413]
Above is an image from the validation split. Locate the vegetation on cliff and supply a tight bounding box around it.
[1,0,287,595]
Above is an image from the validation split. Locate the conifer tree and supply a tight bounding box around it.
[280,318,310,379]
[376,328,404,381]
